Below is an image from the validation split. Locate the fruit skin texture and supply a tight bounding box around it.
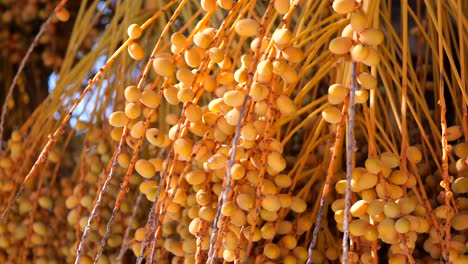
[218,0,234,10]
[135,159,156,179]
[395,217,410,233]
[328,84,348,104]
[124,86,140,102]
[350,44,369,62]
[332,0,356,14]
[236,193,255,211]
[223,90,245,107]
[357,72,377,89]
[276,95,297,115]
[128,42,145,60]
[127,24,142,39]
[125,103,141,119]
[261,195,281,212]
[380,152,400,168]
[351,172,378,191]
[234,18,260,37]
[109,111,129,127]
[359,28,385,46]
[153,58,175,77]
[350,11,367,32]
[264,243,281,259]
[365,157,383,174]
[322,106,342,124]
[354,89,369,104]
[56,8,71,22]
[446,125,463,141]
[329,37,353,55]
[272,28,292,46]
[452,177,468,194]
[267,151,287,172]
[171,32,187,47]
[451,214,468,231]
[362,47,380,67]
[140,90,161,108]
[274,0,290,15]
[201,0,216,12]
[349,219,370,236]
[350,200,368,217]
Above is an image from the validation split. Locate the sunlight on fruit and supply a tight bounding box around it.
[0,0,467,263]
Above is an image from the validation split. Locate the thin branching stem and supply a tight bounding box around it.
[342,62,357,264]
[73,124,129,264]
[307,94,350,264]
